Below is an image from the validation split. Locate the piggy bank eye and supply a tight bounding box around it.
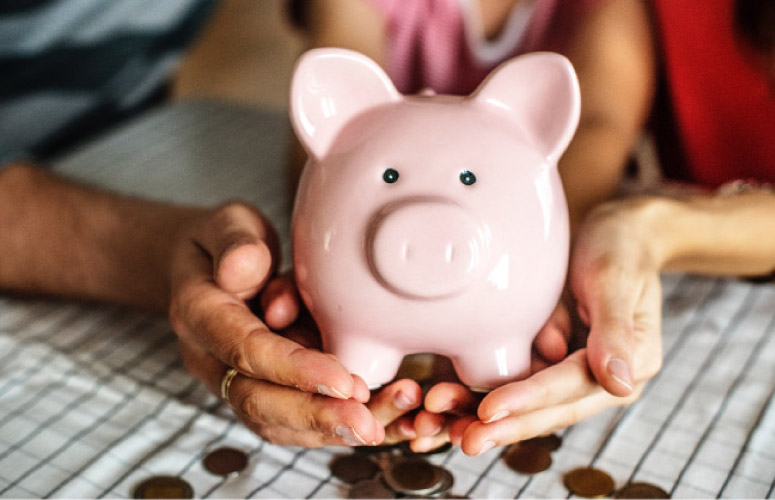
[383,168,399,184]
[459,170,477,186]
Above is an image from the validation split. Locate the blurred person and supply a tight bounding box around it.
[0,0,419,448]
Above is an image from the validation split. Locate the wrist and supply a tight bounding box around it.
[580,196,681,271]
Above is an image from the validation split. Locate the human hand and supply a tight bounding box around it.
[275,308,426,446]
[409,328,571,453]
[419,199,667,455]
[168,201,383,447]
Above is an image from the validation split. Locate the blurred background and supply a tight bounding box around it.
[172,0,304,111]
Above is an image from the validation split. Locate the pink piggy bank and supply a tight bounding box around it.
[290,48,580,391]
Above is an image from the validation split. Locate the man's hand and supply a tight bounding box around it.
[168,201,385,447]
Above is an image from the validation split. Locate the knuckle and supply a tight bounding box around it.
[234,387,265,424]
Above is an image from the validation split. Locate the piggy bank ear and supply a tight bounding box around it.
[472,52,580,163]
[290,48,400,159]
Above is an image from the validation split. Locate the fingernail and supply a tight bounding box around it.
[477,440,496,455]
[398,420,416,438]
[394,390,416,410]
[429,423,443,436]
[485,410,509,424]
[607,358,634,392]
[318,384,349,399]
[336,425,368,446]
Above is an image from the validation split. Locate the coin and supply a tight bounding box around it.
[563,467,616,498]
[330,453,380,484]
[426,466,454,497]
[522,433,562,452]
[348,476,396,499]
[383,456,444,496]
[615,482,670,498]
[132,475,194,499]
[503,442,553,474]
[202,446,248,476]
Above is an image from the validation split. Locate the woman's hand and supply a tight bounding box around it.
[168,201,384,447]
[419,198,669,455]
[409,320,574,453]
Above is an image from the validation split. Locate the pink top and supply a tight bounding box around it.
[366,0,599,95]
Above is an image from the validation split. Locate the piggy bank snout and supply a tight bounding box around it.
[367,199,489,299]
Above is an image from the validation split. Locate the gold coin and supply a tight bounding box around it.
[202,446,248,476]
[615,482,670,498]
[503,442,552,475]
[132,475,194,499]
[563,467,616,498]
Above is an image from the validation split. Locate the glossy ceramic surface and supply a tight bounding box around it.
[290,48,580,390]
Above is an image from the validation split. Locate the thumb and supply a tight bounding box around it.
[197,203,279,298]
[575,278,637,398]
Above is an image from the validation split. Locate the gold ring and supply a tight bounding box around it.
[220,367,239,403]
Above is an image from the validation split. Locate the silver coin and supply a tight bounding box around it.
[383,456,444,496]
[132,475,194,499]
[348,475,396,499]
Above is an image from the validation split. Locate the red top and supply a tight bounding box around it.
[653,0,775,186]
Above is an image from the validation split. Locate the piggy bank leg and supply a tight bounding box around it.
[324,335,405,390]
[450,341,533,392]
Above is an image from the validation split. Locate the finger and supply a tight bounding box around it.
[197,203,279,297]
[577,274,639,397]
[261,273,300,330]
[174,279,358,399]
[448,415,477,446]
[383,415,418,444]
[368,379,422,426]
[228,374,384,446]
[178,339,223,395]
[424,382,480,415]
[533,302,571,363]
[410,410,452,452]
[351,374,372,404]
[461,385,643,456]
[246,421,384,448]
[409,434,451,453]
[414,409,446,437]
[477,350,600,423]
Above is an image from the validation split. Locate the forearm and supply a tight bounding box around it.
[657,192,775,276]
[615,194,775,277]
[0,163,204,312]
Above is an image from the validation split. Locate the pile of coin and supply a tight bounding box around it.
[330,443,463,499]
[131,436,670,499]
